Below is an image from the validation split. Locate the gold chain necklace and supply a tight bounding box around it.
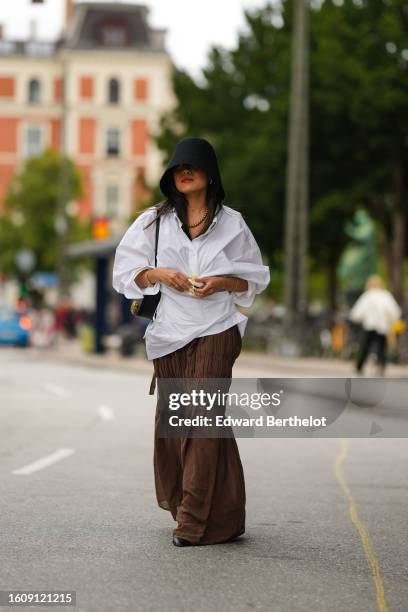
[186,208,209,228]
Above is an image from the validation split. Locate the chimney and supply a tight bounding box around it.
[29,19,38,41]
[66,0,74,29]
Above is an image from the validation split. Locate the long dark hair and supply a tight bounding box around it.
[143,172,225,235]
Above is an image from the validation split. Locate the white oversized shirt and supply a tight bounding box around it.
[112,204,270,360]
[349,288,401,335]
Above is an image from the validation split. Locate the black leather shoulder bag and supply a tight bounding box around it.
[130,213,161,320]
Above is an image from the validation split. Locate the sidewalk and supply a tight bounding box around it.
[36,339,408,379]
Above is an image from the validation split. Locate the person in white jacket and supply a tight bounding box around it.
[349,275,401,374]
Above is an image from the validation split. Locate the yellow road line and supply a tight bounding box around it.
[334,438,389,612]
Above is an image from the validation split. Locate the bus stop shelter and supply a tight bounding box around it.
[66,236,131,353]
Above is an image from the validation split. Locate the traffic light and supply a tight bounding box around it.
[92,217,110,240]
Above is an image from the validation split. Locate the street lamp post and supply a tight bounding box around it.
[283,0,310,352]
[56,53,70,300]
[30,1,70,300]
[55,0,76,300]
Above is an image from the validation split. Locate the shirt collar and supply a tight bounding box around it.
[172,205,221,232]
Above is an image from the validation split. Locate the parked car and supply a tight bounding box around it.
[0,306,31,347]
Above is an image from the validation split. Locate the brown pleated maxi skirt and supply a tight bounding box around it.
[152,324,245,545]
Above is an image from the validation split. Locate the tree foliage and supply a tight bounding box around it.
[154,0,408,306]
[0,149,90,279]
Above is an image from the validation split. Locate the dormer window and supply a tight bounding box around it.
[103,25,126,47]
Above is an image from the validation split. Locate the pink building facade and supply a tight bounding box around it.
[0,2,175,230]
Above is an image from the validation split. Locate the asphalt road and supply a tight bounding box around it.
[0,347,407,612]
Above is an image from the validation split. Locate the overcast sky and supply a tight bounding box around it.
[0,0,269,78]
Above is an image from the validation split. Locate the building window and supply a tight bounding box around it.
[108,78,120,104]
[28,78,41,104]
[106,127,120,157]
[103,25,127,47]
[54,77,63,102]
[24,125,44,158]
[106,184,119,218]
[79,118,96,155]
[134,78,148,101]
[0,77,15,98]
[80,76,94,100]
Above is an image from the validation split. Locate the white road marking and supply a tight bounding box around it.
[12,448,75,475]
[97,405,115,421]
[43,382,69,398]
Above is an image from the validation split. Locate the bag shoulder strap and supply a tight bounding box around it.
[154,212,160,267]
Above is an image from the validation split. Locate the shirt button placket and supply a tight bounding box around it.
[190,246,199,277]
[190,246,204,313]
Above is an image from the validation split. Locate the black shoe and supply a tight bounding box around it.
[173,536,194,547]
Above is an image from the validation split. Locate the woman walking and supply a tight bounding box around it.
[113,137,270,546]
[349,275,401,375]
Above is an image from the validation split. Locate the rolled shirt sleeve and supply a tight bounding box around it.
[226,217,270,308]
[112,209,161,300]
[232,280,258,308]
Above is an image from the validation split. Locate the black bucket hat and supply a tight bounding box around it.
[159,137,225,200]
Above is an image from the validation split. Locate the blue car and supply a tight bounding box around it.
[0,306,31,347]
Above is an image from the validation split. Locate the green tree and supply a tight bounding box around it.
[154,0,408,307]
[0,149,90,281]
[154,1,354,306]
[155,3,290,273]
[311,0,408,304]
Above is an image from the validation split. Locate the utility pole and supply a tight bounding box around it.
[56,0,73,299]
[283,0,310,350]
[55,56,70,298]
[65,0,74,26]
